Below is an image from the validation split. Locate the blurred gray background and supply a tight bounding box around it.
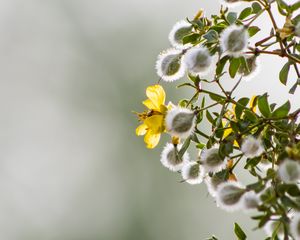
[0,0,299,239]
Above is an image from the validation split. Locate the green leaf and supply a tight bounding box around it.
[235,97,250,119]
[239,7,253,20]
[248,26,260,37]
[279,62,291,85]
[244,109,258,122]
[216,56,230,75]
[203,29,219,43]
[179,137,191,158]
[182,33,200,45]
[291,1,300,12]
[252,2,262,14]
[258,94,271,117]
[227,12,237,24]
[229,57,241,78]
[206,110,215,124]
[272,101,290,118]
[234,223,247,240]
[289,78,300,94]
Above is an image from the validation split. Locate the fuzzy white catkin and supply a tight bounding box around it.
[201,148,226,173]
[181,161,203,184]
[238,56,260,82]
[263,219,285,239]
[242,191,261,211]
[165,107,195,139]
[156,48,186,82]
[168,20,193,49]
[241,136,264,158]
[290,212,300,239]
[278,159,300,183]
[160,143,190,172]
[216,182,245,212]
[220,25,249,57]
[183,46,212,75]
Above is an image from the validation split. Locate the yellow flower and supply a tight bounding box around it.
[135,85,168,149]
[222,96,257,147]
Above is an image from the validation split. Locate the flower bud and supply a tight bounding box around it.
[181,161,204,184]
[160,143,190,172]
[168,20,193,49]
[278,158,300,183]
[241,136,264,158]
[290,212,300,239]
[220,25,249,57]
[242,191,261,211]
[201,148,226,173]
[264,219,284,239]
[183,46,212,75]
[216,182,246,212]
[165,107,196,139]
[238,56,260,81]
[156,48,186,82]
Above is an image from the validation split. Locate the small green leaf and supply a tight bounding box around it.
[182,33,200,45]
[279,62,291,85]
[289,78,300,94]
[272,101,290,118]
[203,29,218,43]
[258,94,271,117]
[229,57,241,78]
[206,110,215,124]
[235,97,250,119]
[179,137,191,157]
[291,1,300,12]
[234,223,247,240]
[216,56,230,75]
[252,2,262,14]
[239,7,253,20]
[227,12,237,24]
[248,26,260,37]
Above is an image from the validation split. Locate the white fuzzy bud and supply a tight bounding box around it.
[156,48,186,82]
[278,159,300,183]
[205,174,227,197]
[201,148,226,173]
[216,182,246,212]
[238,56,260,82]
[165,107,196,139]
[181,161,204,184]
[183,46,212,75]
[168,20,193,49]
[263,219,285,239]
[290,212,300,239]
[242,191,261,211]
[241,136,264,158]
[160,143,190,172]
[220,25,249,57]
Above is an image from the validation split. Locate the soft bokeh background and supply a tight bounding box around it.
[0,0,299,239]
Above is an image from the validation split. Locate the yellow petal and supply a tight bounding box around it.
[136,123,148,136]
[143,99,156,109]
[145,85,165,110]
[223,127,233,139]
[144,115,164,133]
[234,140,240,148]
[144,130,161,149]
[249,95,257,113]
[222,120,232,139]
